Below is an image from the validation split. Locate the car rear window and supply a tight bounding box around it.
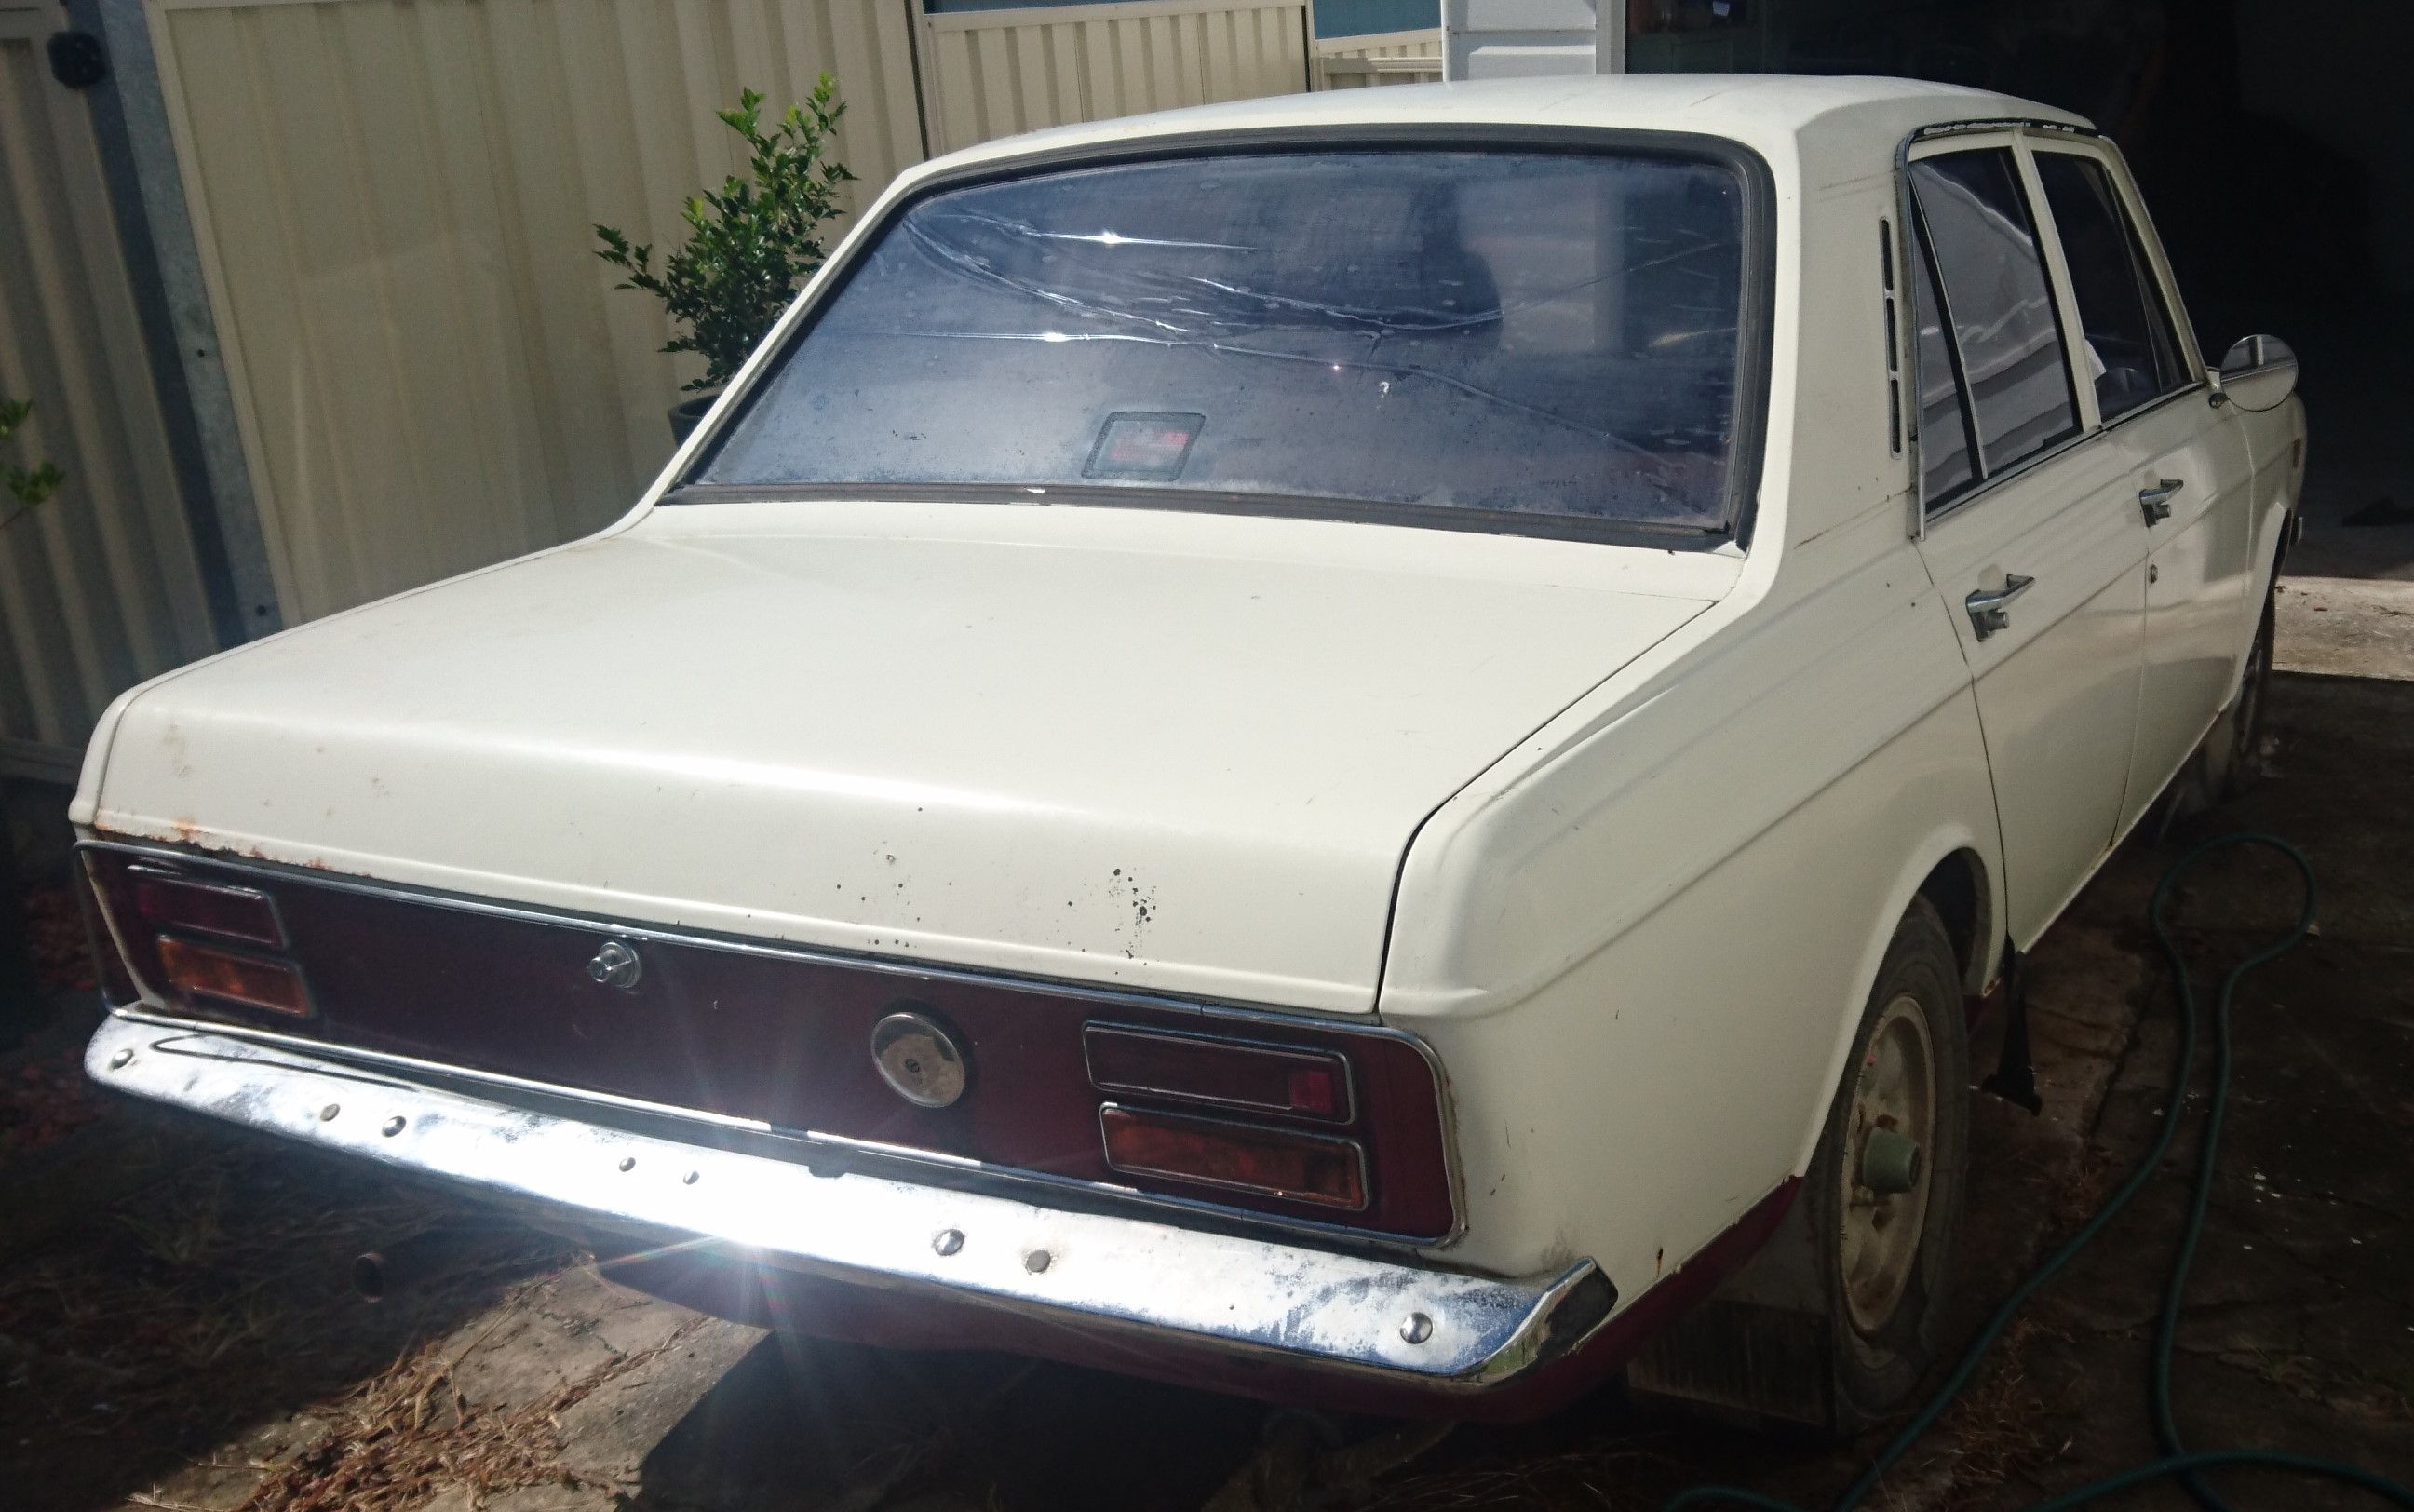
[689,149,1756,536]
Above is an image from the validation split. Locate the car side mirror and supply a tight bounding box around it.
[2212,335,2299,412]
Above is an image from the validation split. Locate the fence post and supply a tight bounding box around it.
[66,0,284,646]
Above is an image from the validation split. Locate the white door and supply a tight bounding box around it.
[1906,137,2151,950]
[2021,144,2257,830]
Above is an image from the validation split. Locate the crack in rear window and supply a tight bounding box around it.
[695,150,1751,531]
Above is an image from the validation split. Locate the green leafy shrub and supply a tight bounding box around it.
[595,77,856,393]
[0,394,63,526]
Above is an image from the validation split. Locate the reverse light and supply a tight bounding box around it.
[1085,1026,1350,1121]
[157,936,312,1017]
[130,867,284,948]
[1099,1104,1367,1209]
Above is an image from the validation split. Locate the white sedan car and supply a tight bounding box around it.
[74,74,2301,1430]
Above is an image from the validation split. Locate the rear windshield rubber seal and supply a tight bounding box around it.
[674,123,1778,553]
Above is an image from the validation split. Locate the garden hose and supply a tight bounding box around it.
[1666,834,2414,1512]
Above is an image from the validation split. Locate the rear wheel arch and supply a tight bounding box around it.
[1914,846,1993,997]
[1799,832,1997,1177]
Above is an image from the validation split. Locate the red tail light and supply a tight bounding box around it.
[1084,1026,1350,1121]
[1099,1104,1367,1210]
[129,867,284,948]
[157,937,312,1017]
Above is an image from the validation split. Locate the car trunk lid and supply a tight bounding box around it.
[80,499,1726,1012]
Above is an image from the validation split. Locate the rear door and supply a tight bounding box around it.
[2025,144,2257,830]
[1906,134,2151,949]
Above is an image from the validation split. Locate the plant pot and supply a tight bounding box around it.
[668,391,722,444]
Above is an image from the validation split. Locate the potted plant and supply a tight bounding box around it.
[596,76,855,442]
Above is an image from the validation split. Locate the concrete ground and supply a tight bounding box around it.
[4,337,2408,1511]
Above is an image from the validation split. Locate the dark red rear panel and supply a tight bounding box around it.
[83,844,1456,1240]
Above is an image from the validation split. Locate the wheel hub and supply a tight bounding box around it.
[1838,992,1936,1335]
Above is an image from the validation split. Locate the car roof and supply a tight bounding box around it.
[915,74,2095,181]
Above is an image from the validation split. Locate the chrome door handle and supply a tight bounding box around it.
[2138,479,2184,523]
[1965,574,2035,641]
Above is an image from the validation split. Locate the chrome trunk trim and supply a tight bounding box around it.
[86,1013,1606,1388]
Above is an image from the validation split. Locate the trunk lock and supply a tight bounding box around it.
[586,939,643,991]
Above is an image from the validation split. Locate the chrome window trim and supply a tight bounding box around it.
[78,836,1465,1249]
[1917,424,2102,533]
[1098,1102,1372,1213]
[2094,377,2214,437]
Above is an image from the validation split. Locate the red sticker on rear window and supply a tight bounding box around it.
[1083,412,1203,481]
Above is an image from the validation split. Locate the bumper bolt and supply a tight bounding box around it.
[1401,1312,1434,1344]
[382,1115,406,1137]
[933,1228,964,1257]
[1024,1249,1052,1274]
[618,1156,637,1172]
[108,1049,133,1070]
[318,1102,341,1122]
[682,1169,700,1185]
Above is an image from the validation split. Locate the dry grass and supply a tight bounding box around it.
[1924,1317,2072,1510]
[0,1139,572,1509]
[234,1289,705,1512]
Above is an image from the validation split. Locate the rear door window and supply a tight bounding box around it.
[1908,148,2080,510]
[2032,152,2188,422]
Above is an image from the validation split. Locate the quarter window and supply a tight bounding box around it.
[2033,153,2187,422]
[1908,149,2081,511]
[1908,227,1975,502]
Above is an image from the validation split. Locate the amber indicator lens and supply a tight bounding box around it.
[157,937,311,1017]
[130,869,284,948]
[1085,1026,1351,1121]
[1099,1104,1367,1209]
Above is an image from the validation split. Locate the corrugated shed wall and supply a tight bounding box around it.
[0,6,217,772]
[1314,25,1439,88]
[916,0,1308,155]
[146,0,928,624]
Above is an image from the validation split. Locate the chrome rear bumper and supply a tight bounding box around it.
[86,1013,1608,1391]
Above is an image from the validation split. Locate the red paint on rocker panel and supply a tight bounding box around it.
[80,845,1455,1239]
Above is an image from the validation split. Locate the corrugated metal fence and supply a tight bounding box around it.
[3,0,1434,772]
[1315,25,1440,87]
[0,3,217,780]
[147,0,929,627]
[916,0,1308,154]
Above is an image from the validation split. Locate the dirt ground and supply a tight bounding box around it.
[5,335,2411,1510]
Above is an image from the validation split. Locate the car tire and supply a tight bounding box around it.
[2197,586,2275,806]
[1804,894,1971,1431]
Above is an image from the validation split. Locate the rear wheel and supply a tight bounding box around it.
[1625,897,1970,1436]
[1806,895,1971,1427]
